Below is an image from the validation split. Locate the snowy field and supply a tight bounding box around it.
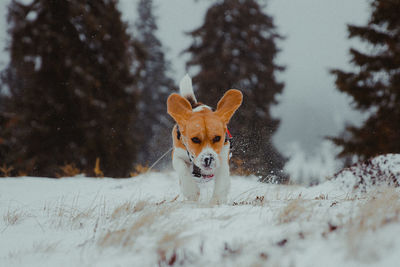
[1,154,400,267]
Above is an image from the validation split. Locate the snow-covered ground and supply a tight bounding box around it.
[1,155,400,267]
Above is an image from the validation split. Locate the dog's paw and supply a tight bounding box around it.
[210,196,227,205]
[183,190,200,201]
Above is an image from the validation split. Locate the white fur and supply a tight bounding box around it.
[179,74,197,103]
[192,105,212,112]
[173,147,200,201]
[194,146,219,173]
[172,74,232,204]
[173,144,230,204]
[210,143,230,204]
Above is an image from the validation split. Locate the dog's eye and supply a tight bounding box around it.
[191,137,201,144]
[213,136,221,143]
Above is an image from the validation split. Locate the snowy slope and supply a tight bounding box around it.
[1,155,400,267]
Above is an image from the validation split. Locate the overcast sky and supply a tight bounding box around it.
[0,0,370,156]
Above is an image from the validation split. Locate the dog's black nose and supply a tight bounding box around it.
[204,156,213,167]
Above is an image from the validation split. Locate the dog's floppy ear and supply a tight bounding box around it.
[167,93,193,126]
[215,89,243,124]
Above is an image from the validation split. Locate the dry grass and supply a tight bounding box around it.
[51,206,94,229]
[3,182,400,266]
[3,208,26,226]
[157,231,190,266]
[231,185,305,206]
[346,186,400,259]
[110,201,147,220]
[0,164,14,177]
[233,195,266,206]
[94,158,104,177]
[56,163,81,178]
[43,196,103,229]
[350,187,400,231]
[32,241,59,254]
[278,199,307,224]
[17,170,28,177]
[98,202,177,248]
[130,164,150,177]
[315,193,328,200]
[6,241,59,262]
[99,212,157,248]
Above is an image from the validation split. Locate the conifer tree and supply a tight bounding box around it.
[185,0,286,181]
[0,0,143,177]
[0,97,9,166]
[134,0,175,166]
[330,0,400,159]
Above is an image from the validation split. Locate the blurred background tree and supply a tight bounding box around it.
[185,0,287,181]
[134,0,175,166]
[0,96,9,166]
[0,0,144,177]
[330,0,400,160]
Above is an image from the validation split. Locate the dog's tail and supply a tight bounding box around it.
[179,74,197,107]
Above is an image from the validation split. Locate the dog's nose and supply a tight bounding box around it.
[204,156,213,167]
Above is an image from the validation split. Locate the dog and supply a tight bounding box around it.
[167,75,242,204]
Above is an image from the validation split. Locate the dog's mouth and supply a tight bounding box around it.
[192,164,215,179]
[199,166,216,175]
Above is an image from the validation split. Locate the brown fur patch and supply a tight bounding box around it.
[168,89,243,160]
[186,96,204,109]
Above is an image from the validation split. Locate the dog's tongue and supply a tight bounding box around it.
[202,174,214,179]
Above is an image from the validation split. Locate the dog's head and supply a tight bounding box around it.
[167,89,242,174]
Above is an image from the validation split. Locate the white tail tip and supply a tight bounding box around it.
[179,74,197,102]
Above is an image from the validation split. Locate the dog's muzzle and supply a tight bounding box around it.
[194,148,219,175]
[203,154,214,168]
[192,163,214,183]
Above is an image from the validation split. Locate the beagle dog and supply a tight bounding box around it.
[167,75,242,204]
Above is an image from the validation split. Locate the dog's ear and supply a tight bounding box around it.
[167,93,193,126]
[215,89,243,124]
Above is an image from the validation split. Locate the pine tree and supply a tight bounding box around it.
[0,96,9,166]
[185,0,286,181]
[330,0,400,159]
[0,0,143,177]
[134,0,175,166]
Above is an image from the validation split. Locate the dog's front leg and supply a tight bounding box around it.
[180,173,200,201]
[173,148,199,201]
[211,144,231,204]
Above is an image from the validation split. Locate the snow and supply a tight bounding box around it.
[334,154,400,193]
[1,154,400,266]
[284,140,343,185]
